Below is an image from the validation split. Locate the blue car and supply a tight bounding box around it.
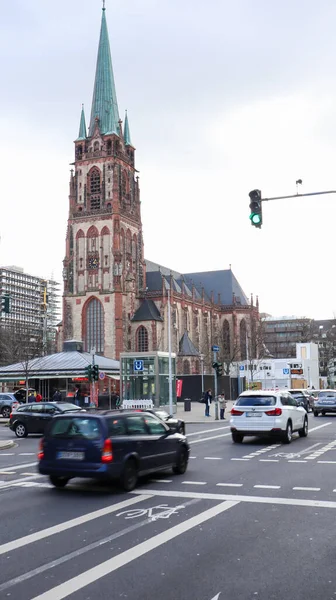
[38,411,189,491]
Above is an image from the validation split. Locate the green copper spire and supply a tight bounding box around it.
[77,104,87,140]
[123,110,132,146]
[89,7,120,136]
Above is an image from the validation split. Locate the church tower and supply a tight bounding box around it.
[62,6,145,358]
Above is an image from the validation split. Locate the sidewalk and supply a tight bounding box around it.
[0,440,15,450]
[176,400,234,423]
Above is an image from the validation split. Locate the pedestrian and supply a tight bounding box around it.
[35,392,42,402]
[74,385,82,407]
[52,389,62,402]
[28,392,35,403]
[203,388,212,417]
[218,391,226,420]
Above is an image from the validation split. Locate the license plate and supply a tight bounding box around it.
[57,451,85,460]
[246,412,262,417]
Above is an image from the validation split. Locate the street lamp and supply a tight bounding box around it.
[200,354,204,394]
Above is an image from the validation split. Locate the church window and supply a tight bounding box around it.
[240,319,247,360]
[122,172,127,196]
[79,182,82,189]
[79,195,82,202]
[108,192,110,198]
[223,320,231,359]
[79,258,83,269]
[94,141,99,152]
[104,255,108,266]
[84,297,104,353]
[107,140,112,155]
[183,360,190,374]
[108,178,111,183]
[137,326,148,352]
[90,169,100,194]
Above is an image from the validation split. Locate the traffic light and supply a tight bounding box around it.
[1,294,10,314]
[93,364,99,381]
[217,362,223,377]
[85,365,93,382]
[249,189,262,228]
[212,362,218,370]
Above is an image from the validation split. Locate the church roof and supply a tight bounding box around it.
[145,260,248,306]
[179,332,200,356]
[123,110,132,146]
[89,7,120,136]
[131,298,163,322]
[77,105,87,140]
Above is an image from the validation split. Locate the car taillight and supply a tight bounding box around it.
[9,413,12,419]
[101,439,113,463]
[265,407,282,416]
[38,438,44,460]
[231,408,243,416]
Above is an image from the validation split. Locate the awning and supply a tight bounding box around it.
[107,375,120,380]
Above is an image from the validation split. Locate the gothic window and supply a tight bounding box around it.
[183,359,190,374]
[69,227,73,255]
[194,359,200,374]
[240,319,247,360]
[126,230,131,254]
[223,320,231,359]
[107,140,112,155]
[94,141,99,152]
[84,297,104,353]
[137,326,148,352]
[122,172,127,196]
[76,145,82,160]
[90,169,100,194]
[79,258,83,269]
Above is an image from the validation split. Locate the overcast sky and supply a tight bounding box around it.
[1,0,336,319]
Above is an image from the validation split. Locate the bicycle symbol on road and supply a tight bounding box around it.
[116,504,185,521]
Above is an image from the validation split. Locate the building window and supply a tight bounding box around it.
[183,359,190,374]
[136,326,148,352]
[84,298,104,353]
[90,169,100,194]
[240,319,247,360]
[223,319,230,359]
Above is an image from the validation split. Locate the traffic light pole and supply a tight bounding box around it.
[261,190,336,202]
[213,350,219,420]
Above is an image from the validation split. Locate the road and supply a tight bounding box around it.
[1,415,336,599]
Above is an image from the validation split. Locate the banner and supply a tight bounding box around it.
[122,399,154,409]
[176,379,183,398]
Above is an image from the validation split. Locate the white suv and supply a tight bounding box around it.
[230,390,308,444]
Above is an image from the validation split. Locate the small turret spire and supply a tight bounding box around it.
[124,110,132,146]
[77,104,87,140]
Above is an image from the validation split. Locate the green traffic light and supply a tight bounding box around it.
[251,213,261,224]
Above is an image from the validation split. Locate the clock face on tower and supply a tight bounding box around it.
[88,256,99,270]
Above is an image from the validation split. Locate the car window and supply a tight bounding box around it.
[318,392,336,399]
[287,395,298,407]
[43,404,57,415]
[280,396,289,406]
[0,395,11,401]
[126,416,147,435]
[17,405,30,412]
[154,410,169,421]
[49,417,101,439]
[144,415,168,435]
[30,404,43,413]
[107,417,127,436]
[57,403,81,411]
[236,396,276,407]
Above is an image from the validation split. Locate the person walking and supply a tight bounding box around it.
[74,385,83,407]
[28,392,35,403]
[218,391,226,420]
[35,392,42,402]
[52,389,62,402]
[204,388,212,417]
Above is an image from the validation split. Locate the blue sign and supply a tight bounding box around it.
[283,368,289,375]
[134,360,144,372]
[212,345,220,352]
[239,365,245,371]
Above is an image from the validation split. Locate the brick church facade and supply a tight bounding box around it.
[60,6,260,375]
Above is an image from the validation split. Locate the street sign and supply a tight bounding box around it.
[134,359,144,372]
[283,368,289,375]
[239,365,245,371]
[291,368,303,375]
[212,345,220,352]
[99,371,105,380]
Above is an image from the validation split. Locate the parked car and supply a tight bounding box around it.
[288,389,313,412]
[230,390,308,444]
[130,408,186,435]
[9,402,83,438]
[0,393,19,419]
[313,390,336,416]
[38,410,190,491]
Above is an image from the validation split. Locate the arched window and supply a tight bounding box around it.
[107,140,112,155]
[126,230,131,254]
[90,169,100,193]
[137,326,148,352]
[183,359,190,374]
[223,320,231,359]
[240,319,247,360]
[69,226,73,255]
[122,172,127,196]
[194,359,200,374]
[84,298,104,353]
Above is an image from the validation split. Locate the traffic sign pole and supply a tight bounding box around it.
[213,349,219,420]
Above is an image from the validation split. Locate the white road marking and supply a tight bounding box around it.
[288,460,307,463]
[308,422,332,432]
[0,475,45,490]
[259,459,279,463]
[190,433,231,444]
[254,485,281,490]
[30,500,238,600]
[317,461,336,464]
[0,461,37,473]
[0,494,153,557]
[204,457,222,460]
[216,483,243,488]
[231,458,250,461]
[0,471,15,475]
[293,487,321,492]
[210,594,221,600]
[187,426,230,437]
[151,479,173,483]
[12,481,52,489]
[182,481,207,485]
[0,453,14,456]
[19,452,36,456]
[189,456,197,459]
[134,489,336,509]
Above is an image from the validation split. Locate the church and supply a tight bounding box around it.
[60,6,260,376]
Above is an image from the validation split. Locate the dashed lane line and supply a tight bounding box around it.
[254,485,281,490]
[288,460,307,463]
[182,481,207,486]
[308,422,332,433]
[0,461,37,473]
[150,479,173,483]
[293,487,321,492]
[231,458,250,461]
[187,426,230,437]
[259,459,279,463]
[204,457,222,461]
[216,483,243,488]
[189,433,231,444]
[317,461,336,464]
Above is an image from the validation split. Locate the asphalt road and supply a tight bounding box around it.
[1,415,336,599]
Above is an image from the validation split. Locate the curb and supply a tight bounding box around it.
[0,440,15,450]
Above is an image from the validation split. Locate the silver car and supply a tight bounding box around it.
[313,390,336,416]
[0,393,18,418]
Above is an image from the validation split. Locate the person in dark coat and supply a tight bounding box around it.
[52,390,62,402]
[28,392,35,403]
[204,389,212,417]
[74,385,83,407]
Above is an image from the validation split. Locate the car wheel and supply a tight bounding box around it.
[14,422,28,438]
[232,432,244,443]
[173,447,188,475]
[283,421,292,444]
[49,476,69,488]
[299,417,308,438]
[120,459,138,492]
[1,406,11,419]
[313,411,319,417]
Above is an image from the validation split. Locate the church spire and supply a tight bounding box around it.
[123,110,132,146]
[77,104,87,140]
[89,6,120,136]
